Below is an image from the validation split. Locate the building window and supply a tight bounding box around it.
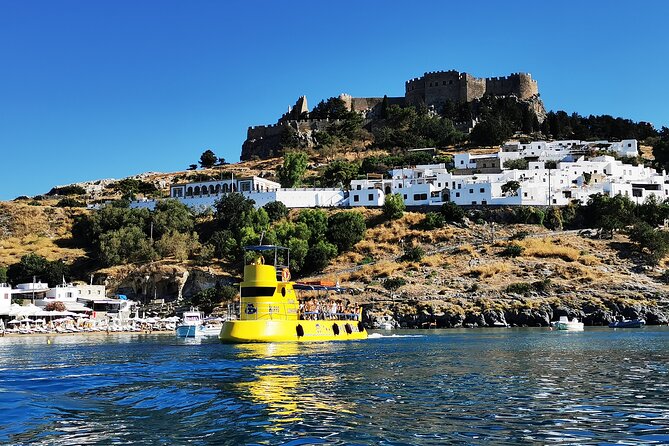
[455,192,460,198]
[469,189,473,193]
[403,194,407,200]
[460,160,464,165]
[524,192,528,197]
[449,80,453,85]
[553,199,557,204]
[479,188,484,193]
[368,194,373,201]
[472,201,477,205]
[353,195,359,202]
[482,200,487,205]
[356,185,361,190]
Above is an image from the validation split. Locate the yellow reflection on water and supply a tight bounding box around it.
[233,343,356,431]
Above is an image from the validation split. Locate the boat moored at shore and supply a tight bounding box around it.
[609,319,645,328]
[552,316,584,331]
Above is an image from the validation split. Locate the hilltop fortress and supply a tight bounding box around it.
[241,70,542,160]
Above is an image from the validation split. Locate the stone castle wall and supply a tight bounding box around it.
[405,70,539,107]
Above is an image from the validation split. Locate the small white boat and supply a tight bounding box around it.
[175,310,205,338]
[176,312,224,338]
[553,316,584,331]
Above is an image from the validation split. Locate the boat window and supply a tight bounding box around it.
[241,286,276,297]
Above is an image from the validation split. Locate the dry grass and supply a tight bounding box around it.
[578,254,600,266]
[0,235,86,265]
[454,244,478,256]
[345,261,403,282]
[517,238,580,262]
[467,261,511,278]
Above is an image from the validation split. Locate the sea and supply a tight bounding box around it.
[1,328,668,445]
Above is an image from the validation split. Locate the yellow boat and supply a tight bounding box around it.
[219,245,367,343]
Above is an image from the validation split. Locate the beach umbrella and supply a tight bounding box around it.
[8,319,22,324]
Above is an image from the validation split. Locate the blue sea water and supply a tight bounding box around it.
[0,328,668,445]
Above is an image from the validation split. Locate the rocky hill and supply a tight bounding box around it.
[2,196,668,328]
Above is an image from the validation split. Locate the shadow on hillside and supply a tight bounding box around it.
[609,241,647,273]
[366,213,386,228]
[54,237,87,249]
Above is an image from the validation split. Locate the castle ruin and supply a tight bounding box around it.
[241,70,541,160]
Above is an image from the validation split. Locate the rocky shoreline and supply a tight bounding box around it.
[365,296,669,329]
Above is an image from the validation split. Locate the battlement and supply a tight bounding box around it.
[405,70,539,106]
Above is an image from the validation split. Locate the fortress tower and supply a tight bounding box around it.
[405,71,538,107]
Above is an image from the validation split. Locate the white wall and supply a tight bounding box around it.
[0,285,11,314]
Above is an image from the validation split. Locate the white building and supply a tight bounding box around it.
[502,139,639,161]
[0,284,11,315]
[131,175,347,211]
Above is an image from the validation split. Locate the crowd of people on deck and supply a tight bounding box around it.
[299,298,360,321]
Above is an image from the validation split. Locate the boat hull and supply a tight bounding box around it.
[555,322,584,331]
[219,319,367,343]
[176,325,200,338]
[609,320,645,328]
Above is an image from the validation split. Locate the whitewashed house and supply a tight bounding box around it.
[0,283,11,316]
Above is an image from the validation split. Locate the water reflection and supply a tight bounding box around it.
[233,342,357,433]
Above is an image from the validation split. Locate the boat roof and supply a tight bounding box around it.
[244,245,289,252]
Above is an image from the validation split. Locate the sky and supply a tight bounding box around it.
[0,0,667,200]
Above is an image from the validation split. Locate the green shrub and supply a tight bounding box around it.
[47,185,86,196]
[383,277,406,291]
[383,193,405,220]
[326,211,366,252]
[402,245,425,262]
[505,282,532,295]
[422,212,445,229]
[501,243,524,257]
[441,201,465,223]
[55,197,86,208]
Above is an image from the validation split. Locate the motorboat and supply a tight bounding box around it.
[609,319,645,328]
[201,317,224,336]
[175,309,205,338]
[219,245,367,343]
[553,316,584,331]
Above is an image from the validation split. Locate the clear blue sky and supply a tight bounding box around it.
[1,0,667,200]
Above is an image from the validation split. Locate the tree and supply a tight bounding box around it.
[305,240,338,273]
[155,231,200,261]
[503,158,529,170]
[326,211,366,252]
[383,193,405,220]
[99,226,156,266]
[296,209,328,245]
[199,149,218,168]
[7,253,70,285]
[263,201,288,222]
[188,285,238,314]
[470,118,512,146]
[188,164,198,170]
[0,266,6,284]
[652,127,669,171]
[628,222,669,265]
[321,160,360,188]
[276,152,308,188]
[501,181,521,197]
[214,193,256,235]
[310,97,349,119]
[441,202,465,223]
[583,193,636,237]
[217,157,227,166]
[152,199,194,238]
[209,230,238,260]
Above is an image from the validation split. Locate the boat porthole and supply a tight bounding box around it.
[281,287,286,297]
[344,323,353,334]
[332,323,340,335]
[296,324,304,337]
[358,322,365,332]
